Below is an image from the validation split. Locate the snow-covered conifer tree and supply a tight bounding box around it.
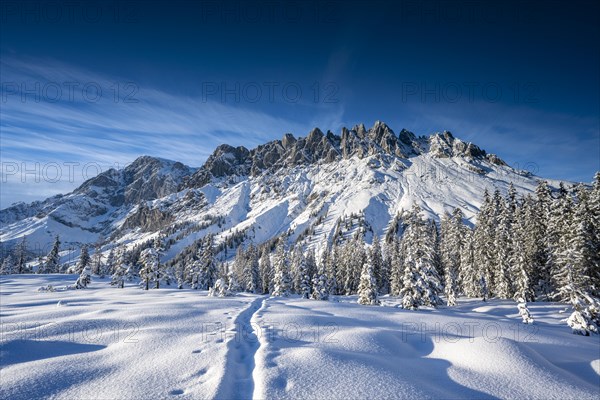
[76,245,91,275]
[493,198,513,299]
[243,243,261,293]
[40,235,61,274]
[473,190,495,294]
[14,236,29,274]
[299,252,312,299]
[400,205,442,309]
[271,239,291,296]
[311,255,329,301]
[357,259,380,305]
[75,261,92,288]
[0,255,14,275]
[259,247,272,294]
[512,200,535,302]
[370,235,384,294]
[139,247,159,290]
[92,243,103,276]
[110,248,128,288]
[208,278,230,297]
[516,299,534,324]
[441,209,465,306]
[389,237,403,296]
[590,172,600,296]
[200,235,218,290]
[103,248,115,277]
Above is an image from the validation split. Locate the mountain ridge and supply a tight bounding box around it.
[0,121,566,264]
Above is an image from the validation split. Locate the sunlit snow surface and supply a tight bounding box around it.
[1,275,599,399]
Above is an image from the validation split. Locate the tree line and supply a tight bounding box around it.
[2,173,598,334]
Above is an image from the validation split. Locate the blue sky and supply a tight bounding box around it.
[1,0,599,207]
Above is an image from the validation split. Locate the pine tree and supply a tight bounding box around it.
[399,205,442,309]
[474,190,495,294]
[552,194,578,301]
[590,172,600,296]
[271,239,291,296]
[299,251,312,299]
[231,246,246,291]
[572,185,596,295]
[40,235,61,274]
[110,248,128,288]
[226,269,240,294]
[512,199,535,302]
[319,246,335,296]
[75,260,92,288]
[15,236,29,274]
[75,265,92,288]
[200,235,219,290]
[460,228,482,297]
[517,299,534,324]
[389,237,403,296]
[311,255,329,301]
[139,247,159,290]
[243,244,261,293]
[550,187,600,334]
[335,241,348,295]
[259,247,272,294]
[175,261,185,289]
[440,209,465,306]
[92,243,104,276]
[76,245,91,274]
[290,243,303,294]
[493,197,513,299]
[343,234,366,295]
[566,291,600,335]
[370,235,384,294]
[534,180,554,298]
[357,258,380,305]
[208,278,230,297]
[379,242,391,295]
[104,248,116,277]
[0,255,14,275]
[152,235,169,288]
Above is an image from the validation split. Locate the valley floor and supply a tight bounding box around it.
[1,275,599,399]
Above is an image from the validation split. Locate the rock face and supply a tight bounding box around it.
[0,156,195,234]
[183,121,504,188]
[75,156,194,207]
[0,121,511,251]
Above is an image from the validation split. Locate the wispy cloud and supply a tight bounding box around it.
[0,57,345,207]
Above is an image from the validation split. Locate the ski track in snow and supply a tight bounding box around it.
[1,276,599,400]
[213,296,265,400]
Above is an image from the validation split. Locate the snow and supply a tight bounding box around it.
[1,275,599,399]
[1,145,559,265]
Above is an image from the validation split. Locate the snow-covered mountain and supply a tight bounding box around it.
[0,121,565,261]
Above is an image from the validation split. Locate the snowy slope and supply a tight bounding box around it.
[1,275,598,399]
[0,122,570,264]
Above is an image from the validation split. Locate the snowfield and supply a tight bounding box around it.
[1,275,599,400]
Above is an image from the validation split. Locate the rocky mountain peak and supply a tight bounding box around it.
[182,122,506,189]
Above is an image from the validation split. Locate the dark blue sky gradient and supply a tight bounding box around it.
[1,0,599,205]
